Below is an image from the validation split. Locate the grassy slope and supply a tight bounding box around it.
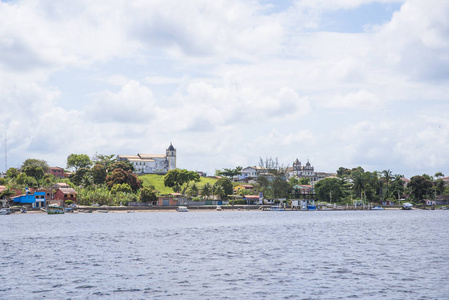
[139,174,219,195]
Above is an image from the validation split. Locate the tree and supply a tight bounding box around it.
[140,186,157,202]
[259,157,287,176]
[106,168,141,191]
[351,171,368,199]
[67,154,92,171]
[91,164,107,184]
[390,175,405,200]
[272,176,291,199]
[6,167,19,178]
[289,176,299,186]
[256,175,272,198]
[299,178,310,185]
[336,167,351,177]
[408,175,433,201]
[108,161,134,172]
[314,178,348,203]
[111,183,132,194]
[23,166,44,181]
[69,168,91,186]
[21,159,50,173]
[214,177,233,198]
[382,169,393,200]
[435,172,444,179]
[215,166,242,178]
[187,183,199,198]
[201,183,212,199]
[164,169,200,194]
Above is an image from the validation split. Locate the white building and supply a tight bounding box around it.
[117,143,176,174]
[286,159,335,182]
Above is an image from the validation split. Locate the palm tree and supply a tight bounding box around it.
[201,183,212,200]
[352,171,367,199]
[382,169,392,200]
[435,172,444,179]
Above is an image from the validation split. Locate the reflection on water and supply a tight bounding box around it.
[1,210,449,299]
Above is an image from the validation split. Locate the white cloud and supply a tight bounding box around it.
[85,80,156,124]
[0,0,449,178]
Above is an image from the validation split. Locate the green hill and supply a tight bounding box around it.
[139,174,219,195]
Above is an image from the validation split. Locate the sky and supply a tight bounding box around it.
[1,0,449,178]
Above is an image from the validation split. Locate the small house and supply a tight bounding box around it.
[11,189,46,208]
[53,188,78,206]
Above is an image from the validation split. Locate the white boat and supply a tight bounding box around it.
[0,208,12,215]
[402,203,413,210]
[177,206,189,212]
[216,206,222,211]
[372,206,385,210]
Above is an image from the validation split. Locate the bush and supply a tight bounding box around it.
[192,197,201,202]
[65,200,73,206]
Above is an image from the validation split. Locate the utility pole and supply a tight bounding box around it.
[4,130,6,173]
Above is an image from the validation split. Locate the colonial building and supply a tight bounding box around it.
[117,143,177,174]
[286,159,335,182]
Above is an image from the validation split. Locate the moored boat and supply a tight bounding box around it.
[372,206,385,210]
[0,208,12,215]
[402,203,413,210]
[216,206,222,211]
[46,206,65,214]
[97,210,109,213]
[177,206,189,212]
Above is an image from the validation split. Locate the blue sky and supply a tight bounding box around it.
[1,0,449,179]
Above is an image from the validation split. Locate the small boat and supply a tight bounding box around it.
[271,206,285,211]
[177,206,189,212]
[0,208,12,215]
[79,209,93,213]
[216,206,222,211]
[127,210,135,213]
[20,207,27,213]
[402,203,413,210]
[46,206,65,214]
[97,210,109,213]
[372,206,385,210]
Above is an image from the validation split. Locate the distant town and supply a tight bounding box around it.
[1,143,449,212]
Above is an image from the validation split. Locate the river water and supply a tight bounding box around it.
[1,210,448,299]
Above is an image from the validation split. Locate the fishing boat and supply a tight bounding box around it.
[20,207,27,213]
[216,206,222,211]
[177,206,189,212]
[0,208,12,215]
[372,206,385,210]
[97,210,109,213]
[46,206,65,214]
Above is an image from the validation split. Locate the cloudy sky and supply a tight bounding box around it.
[1,0,449,178]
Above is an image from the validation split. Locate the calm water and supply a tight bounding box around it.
[1,210,449,299]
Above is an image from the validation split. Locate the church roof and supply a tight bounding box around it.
[167,143,175,151]
[139,154,166,159]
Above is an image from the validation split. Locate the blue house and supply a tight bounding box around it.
[12,189,46,208]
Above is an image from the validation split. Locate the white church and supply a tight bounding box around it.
[117,143,176,174]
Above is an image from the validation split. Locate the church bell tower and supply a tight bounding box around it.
[166,143,176,170]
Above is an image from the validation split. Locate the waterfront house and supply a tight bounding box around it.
[11,189,46,208]
[234,184,256,194]
[243,195,260,205]
[53,188,77,206]
[158,194,180,206]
